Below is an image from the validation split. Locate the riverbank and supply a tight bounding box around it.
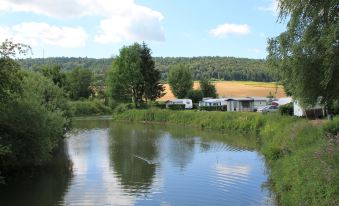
[113,109,338,206]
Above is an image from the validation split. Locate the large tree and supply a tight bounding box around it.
[107,43,164,107]
[199,77,217,98]
[168,64,193,98]
[267,0,339,111]
[65,67,93,100]
[140,42,165,102]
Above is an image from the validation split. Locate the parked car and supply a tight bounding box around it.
[258,105,279,113]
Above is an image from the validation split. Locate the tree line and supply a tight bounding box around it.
[18,55,274,83]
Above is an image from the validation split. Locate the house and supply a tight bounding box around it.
[294,100,325,118]
[199,97,255,112]
[224,97,255,112]
[252,97,269,110]
[166,99,193,109]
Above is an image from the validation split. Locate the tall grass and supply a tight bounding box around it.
[113,109,339,206]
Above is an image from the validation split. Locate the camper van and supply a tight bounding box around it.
[166,99,193,109]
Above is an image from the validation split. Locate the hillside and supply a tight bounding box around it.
[19,56,274,82]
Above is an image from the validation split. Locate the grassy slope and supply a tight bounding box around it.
[113,109,338,206]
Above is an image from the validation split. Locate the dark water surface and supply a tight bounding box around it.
[0,118,275,206]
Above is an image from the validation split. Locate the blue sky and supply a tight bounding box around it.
[0,0,285,59]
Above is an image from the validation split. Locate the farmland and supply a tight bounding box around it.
[159,81,287,101]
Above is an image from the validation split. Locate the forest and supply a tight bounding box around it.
[18,56,274,82]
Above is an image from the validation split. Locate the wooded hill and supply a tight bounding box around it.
[19,56,274,82]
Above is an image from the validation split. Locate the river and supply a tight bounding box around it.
[0,118,275,206]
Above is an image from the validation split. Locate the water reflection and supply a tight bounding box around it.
[0,143,72,206]
[0,119,275,206]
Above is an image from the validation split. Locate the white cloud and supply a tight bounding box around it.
[257,0,279,15]
[0,22,87,48]
[210,23,250,38]
[0,0,165,43]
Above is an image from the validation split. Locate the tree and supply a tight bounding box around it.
[107,43,164,107]
[267,0,339,112]
[39,65,66,88]
[168,64,192,98]
[107,43,144,107]
[140,42,165,102]
[187,89,203,103]
[199,78,217,98]
[65,67,93,100]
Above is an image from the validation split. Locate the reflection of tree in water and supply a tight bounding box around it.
[167,127,195,170]
[109,123,160,192]
[0,142,73,206]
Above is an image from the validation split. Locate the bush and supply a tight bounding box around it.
[114,103,134,114]
[69,99,111,116]
[323,116,339,136]
[168,104,185,110]
[279,102,294,116]
[0,71,70,169]
[199,105,227,111]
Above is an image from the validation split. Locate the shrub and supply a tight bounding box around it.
[114,103,134,114]
[199,105,227,111]
[323,116,339,136]
[279,102,294,116]
[168,104,185,110]
[69,99,111,116]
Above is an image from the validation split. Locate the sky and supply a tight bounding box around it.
[0,0,286,59]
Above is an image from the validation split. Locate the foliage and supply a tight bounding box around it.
[38,65,66,88]
[69,99,111,116]
[0,71,70,169]
[65,67,93,100]
[140,42,165,102]
[187,89,203,103]
[168,104,185,110]
[323,116,339,136]
[114,103,135,114]
[199,78,217,98]
[279,102,294,116]
[19,56,275,84]
[199,105,227,111]
[106,43,164,107]
[267,0,339,110]
[0,58,22,102]
[0,39,31,59]
[168,64,193,98]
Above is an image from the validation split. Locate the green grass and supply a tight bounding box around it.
[113,109,339,206]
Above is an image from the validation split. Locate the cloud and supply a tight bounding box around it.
[0,0,165,43]
[257,0,279,15]
[0,22,87,48]
[210,23,250,38]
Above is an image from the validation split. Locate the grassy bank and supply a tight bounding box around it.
[113,109,338,206]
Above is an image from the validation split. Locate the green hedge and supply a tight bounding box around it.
[279,102,294,116]
[199,105,227,111]
[168,104,185,110]
[113,109,339,205]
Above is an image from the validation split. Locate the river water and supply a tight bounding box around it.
[0,118,275,206]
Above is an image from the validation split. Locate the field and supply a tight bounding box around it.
[159,81,287,101]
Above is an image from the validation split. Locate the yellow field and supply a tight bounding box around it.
[158,81,286,101]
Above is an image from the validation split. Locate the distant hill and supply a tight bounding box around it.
[18,56,274,82]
